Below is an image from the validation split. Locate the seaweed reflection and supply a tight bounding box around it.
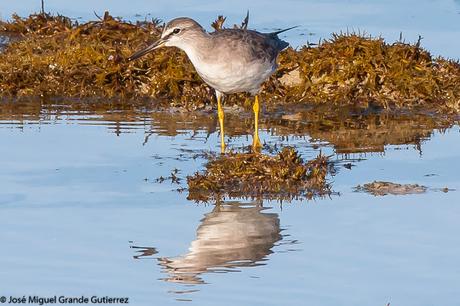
[1,101,457,155]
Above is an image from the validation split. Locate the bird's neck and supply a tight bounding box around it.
[176,31,213,67]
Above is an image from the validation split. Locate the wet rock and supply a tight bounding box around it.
[278,68,302,87]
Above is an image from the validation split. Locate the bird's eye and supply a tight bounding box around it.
[172,28,181,34]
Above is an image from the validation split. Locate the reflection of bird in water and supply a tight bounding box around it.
[158,203,281,284]
[128,15,295,153]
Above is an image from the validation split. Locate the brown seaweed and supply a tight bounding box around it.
[187,147,332,202]
[355,181,427,196]
[0,13,459,113]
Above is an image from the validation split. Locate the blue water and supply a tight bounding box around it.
[0,110,459,305]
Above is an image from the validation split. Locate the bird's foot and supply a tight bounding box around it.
[252,136,262,153]
[220,142,226,154]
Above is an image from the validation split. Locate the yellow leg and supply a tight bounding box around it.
[252,95,262,151]
[217,94,226,153]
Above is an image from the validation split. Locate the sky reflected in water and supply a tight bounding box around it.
[0,102,459,305]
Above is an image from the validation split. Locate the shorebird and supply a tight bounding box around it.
[128,15,294,152]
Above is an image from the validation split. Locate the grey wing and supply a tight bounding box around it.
[211,29,285,64]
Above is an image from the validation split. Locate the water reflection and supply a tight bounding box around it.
[1,100,457,155]
[268,107,458,154]
[134,202,282,286]
[131,246,158,259]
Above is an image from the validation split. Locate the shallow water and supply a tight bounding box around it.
[0,101,459,305]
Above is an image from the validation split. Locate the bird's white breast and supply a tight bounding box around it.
[182,44,276,95]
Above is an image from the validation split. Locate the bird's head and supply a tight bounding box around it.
[127,17,205,61]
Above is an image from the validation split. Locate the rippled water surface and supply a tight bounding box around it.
[0,101,459,305]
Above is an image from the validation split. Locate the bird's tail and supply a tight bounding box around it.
[269,26,299,51]
[270,25,299,36]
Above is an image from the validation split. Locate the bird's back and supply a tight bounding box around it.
[209,28,288,65]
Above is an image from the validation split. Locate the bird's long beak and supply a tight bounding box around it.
[127,38,166,61]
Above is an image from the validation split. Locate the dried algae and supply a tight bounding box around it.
[1,12,460,113]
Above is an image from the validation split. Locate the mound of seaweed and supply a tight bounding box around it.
[0,13,74,35]
[0,12,209,108]
[187,147,331,202]
[1,12,460,112]
[275,34,460,112]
